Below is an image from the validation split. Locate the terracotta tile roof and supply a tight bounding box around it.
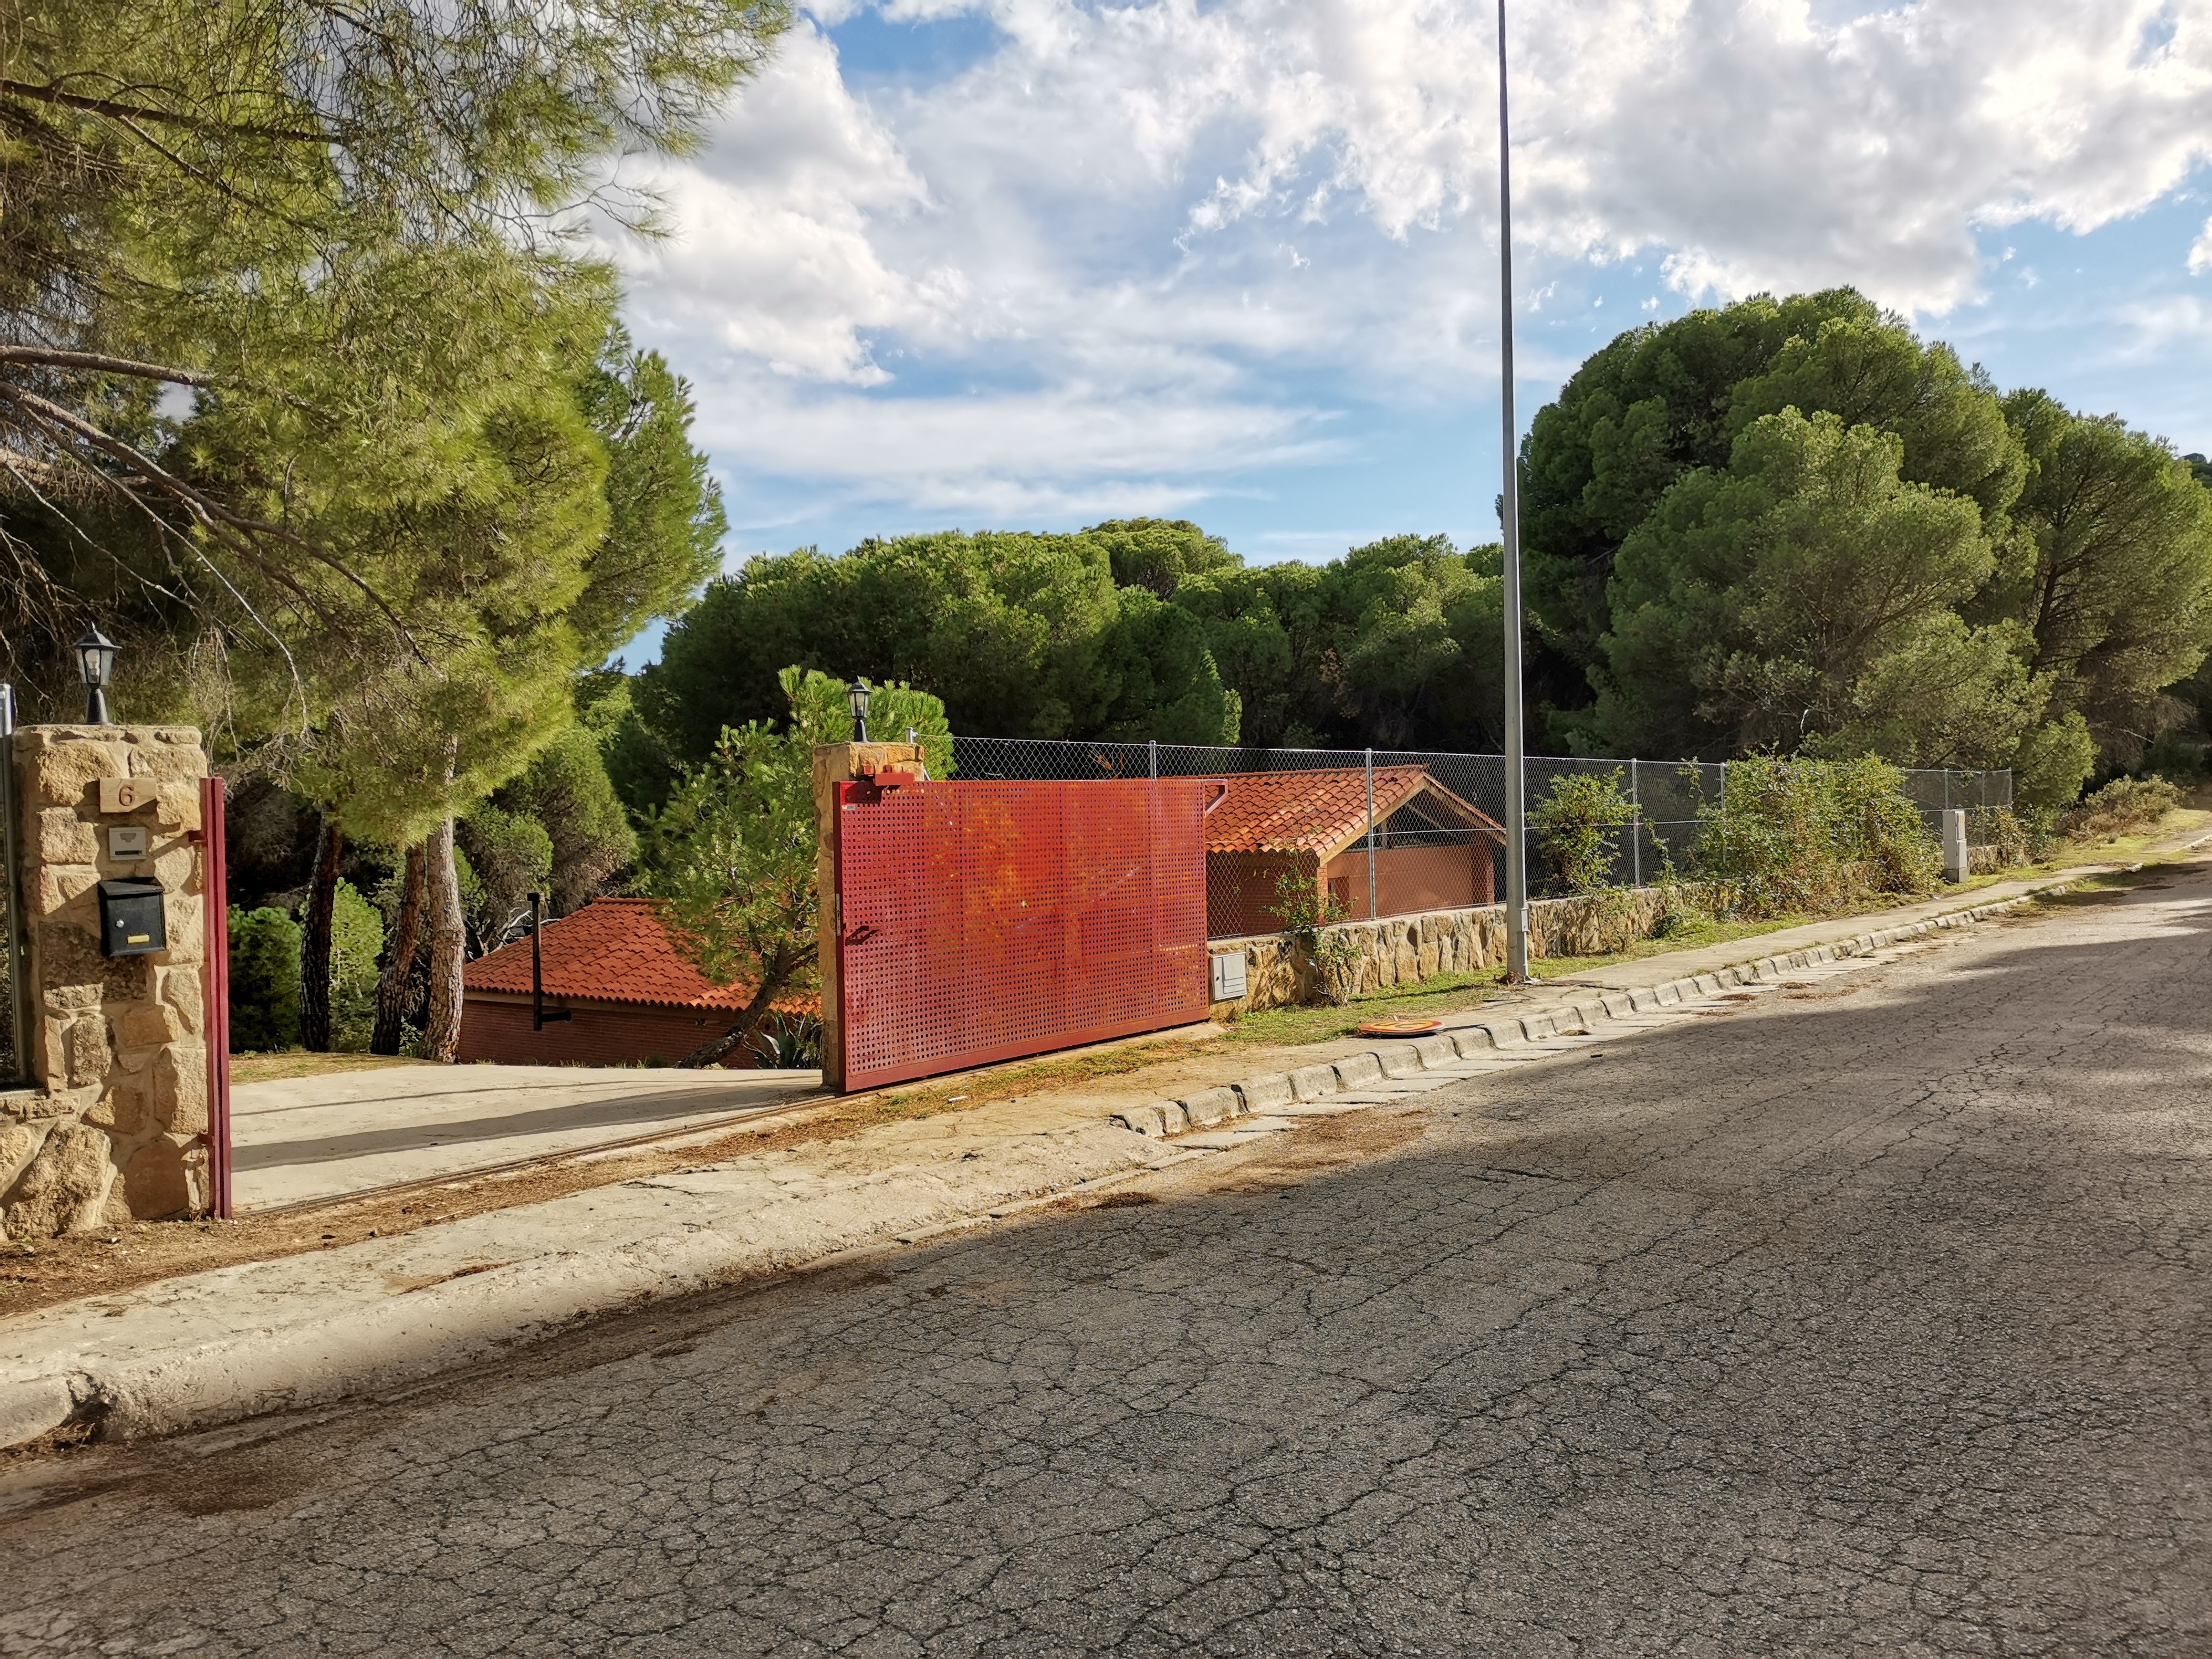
[466,898,754,1011]
[1202,767,1499,858]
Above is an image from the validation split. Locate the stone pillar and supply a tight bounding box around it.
[1942,808,1969,885]
[813,740,927,1094]
[3,726,211,1235]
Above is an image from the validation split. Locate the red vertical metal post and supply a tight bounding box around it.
[199,777,232,1220]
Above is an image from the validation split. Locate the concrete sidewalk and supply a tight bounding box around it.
[2,843,2198,1454]
[234,1065,824,1211]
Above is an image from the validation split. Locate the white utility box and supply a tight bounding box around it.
[1210,950,1249,1002]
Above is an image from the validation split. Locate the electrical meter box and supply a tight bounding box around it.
[97,878,168,958]
[1209,950,1248,1002]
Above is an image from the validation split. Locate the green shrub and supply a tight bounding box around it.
[328,881,385,1053]
[1269,867,1360,1006]
[228,906,301,1052]
[1649,850,1709,937]
[746,1012,822,1069]
[1976,806,2062,867]
[2058,775,2182,841]
[1693,755,1940,919]
[1530,768,1634,893]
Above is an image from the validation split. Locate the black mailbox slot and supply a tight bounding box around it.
[98,878,168,958]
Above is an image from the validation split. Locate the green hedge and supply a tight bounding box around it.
[228,906,301,1052]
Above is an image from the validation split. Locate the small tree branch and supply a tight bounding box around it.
[0,77,333,144]
[0,382,422,650]
[0,346,207,385]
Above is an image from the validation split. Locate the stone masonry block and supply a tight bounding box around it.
[1178,1087,1240,1127]
[154,1044,208,1134]
[126,738,210,782]
[160,891,205,963]
[1332,1052,1383,1089]
[62,1015,111,1088]
[1159,1101,1189,1134]
[1288,1062,1340,1101]
[151,838,199,890]
[1450,1028,1497,1059]
[121,1001,185,1046]
[32,864,97,918]
[85,1074,147,1135]
[1523,1013,1557,1040]
[116,1134,206,1223]
[3,1122,118,1238]
[153,781,203,832]
[1600,992,1634,1019]
[156,967,205,1036]
[36,808,97,864]
[29,740,130,810]
[1629,987,1659,1013]
[1411,1034,1457,1068]
[1654,982,1681,1006]
[0,1121,51,1192]
[1234,1073,1293,1113]
[1111,1104,1166,1138]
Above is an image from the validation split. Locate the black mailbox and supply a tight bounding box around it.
[98,878,168,958]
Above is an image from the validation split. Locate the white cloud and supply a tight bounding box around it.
[695,366,1345,521]
[606,24,936,383]
[611,0,2212,525]
[2192,215,2212,272]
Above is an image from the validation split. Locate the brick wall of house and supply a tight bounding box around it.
[1320,842,1496,917]
[458,994,763,1069]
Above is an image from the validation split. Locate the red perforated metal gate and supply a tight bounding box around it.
[833,778,1209,1092]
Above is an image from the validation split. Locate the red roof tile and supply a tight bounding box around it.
[466,898,757,1011]
[1202,768,1498,857]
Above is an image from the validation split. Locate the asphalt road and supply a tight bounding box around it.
[6,864,2211,1656]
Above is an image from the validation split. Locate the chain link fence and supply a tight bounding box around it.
[949,736,2012,942]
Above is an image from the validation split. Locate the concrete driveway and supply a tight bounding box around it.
[231,1063,825,1210]
[7,861,2210,1654]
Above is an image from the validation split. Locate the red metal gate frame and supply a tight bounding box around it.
[198,777,232,1219]
[832,776,1209,1093]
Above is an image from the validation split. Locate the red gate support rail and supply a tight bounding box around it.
[199,776,232,1219]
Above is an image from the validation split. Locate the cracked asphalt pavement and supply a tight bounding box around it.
[5,864,2211,1656]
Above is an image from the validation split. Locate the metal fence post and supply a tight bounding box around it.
[199,775,233,1219]
[1365,747,1377,921]
[1149,739,1157,782]
[1630,759,1642,888]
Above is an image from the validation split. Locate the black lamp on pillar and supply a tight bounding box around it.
[848,679,872,743]
[74,627,118,726]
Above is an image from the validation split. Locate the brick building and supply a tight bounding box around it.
[1203,767,1503,938]
[460,898,808,1068]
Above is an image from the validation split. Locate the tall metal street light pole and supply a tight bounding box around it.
[1497,0,1530,981]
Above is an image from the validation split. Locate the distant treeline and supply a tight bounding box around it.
[614,288,2212,813]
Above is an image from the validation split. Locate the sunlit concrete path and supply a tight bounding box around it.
[6,863,2211,1656]
[232,1062,825,1210]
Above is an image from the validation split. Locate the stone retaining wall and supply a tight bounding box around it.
[1208,888,1675,1018]
[3,725,211,1236]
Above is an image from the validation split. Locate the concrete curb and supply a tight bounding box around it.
[1109,865,2164,1140]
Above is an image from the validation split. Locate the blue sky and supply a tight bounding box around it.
[605,0,2212,662]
